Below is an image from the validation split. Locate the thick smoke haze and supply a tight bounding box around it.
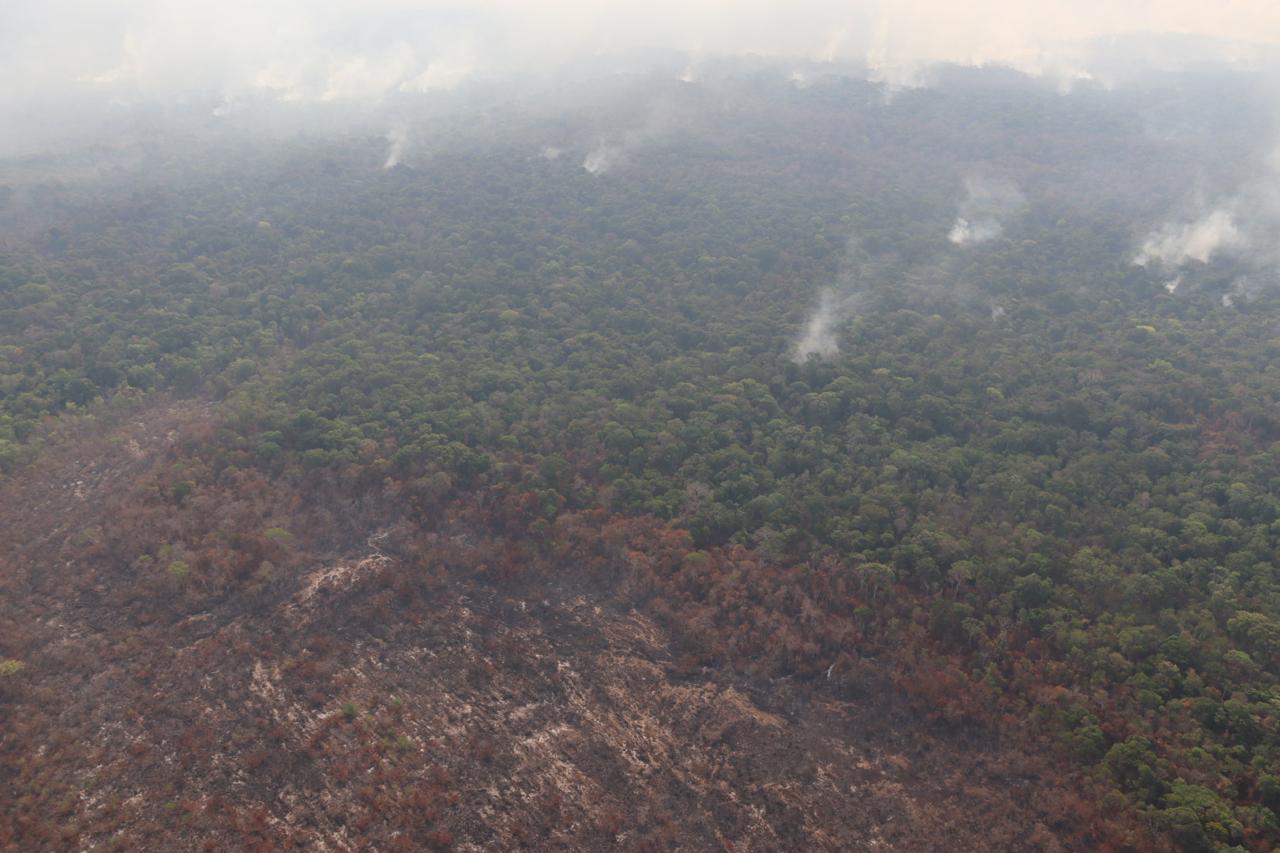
[4,1,1280,155]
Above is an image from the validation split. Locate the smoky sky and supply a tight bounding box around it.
[4,2,1280,121]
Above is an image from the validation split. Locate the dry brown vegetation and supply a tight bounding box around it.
[0,399,1154,851]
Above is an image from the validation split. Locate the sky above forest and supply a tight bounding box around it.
[2,1,1279,157]
[5,1,1280,104]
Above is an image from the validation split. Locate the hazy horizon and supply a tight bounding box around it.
[4,1,1280,157]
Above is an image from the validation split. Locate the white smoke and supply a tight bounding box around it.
[792,235,881,361]
[794,221,1008,361]
[948,176,1026,246]
[1135,148,1280,305]
[583,142,625,174]
[1134,208,1244,267]
[788,70,814,89]
[948,217,1004,245]
[581,99,691,176]
[677,53,705,83]
[321,45,416,102]
[793,288,845,360]
[1223,272,1276,306]
[540,145,564,160]
[399,46,476,93]
[211,97,239,118]
[383,126,408,169]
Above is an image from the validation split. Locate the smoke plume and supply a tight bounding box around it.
[793,289,846,360]
[581,98,691,175]
[792,237,877,362]
[948,176,1026,246]
[1136,148,1280,304]
[794,194,1030,362]
[383,127,408,169]
[583,142,626,174]
[1134,208,1244,267]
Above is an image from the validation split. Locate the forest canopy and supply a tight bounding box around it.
[3,59,1280,850]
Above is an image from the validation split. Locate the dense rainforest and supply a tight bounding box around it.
[2,66,1280,850]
